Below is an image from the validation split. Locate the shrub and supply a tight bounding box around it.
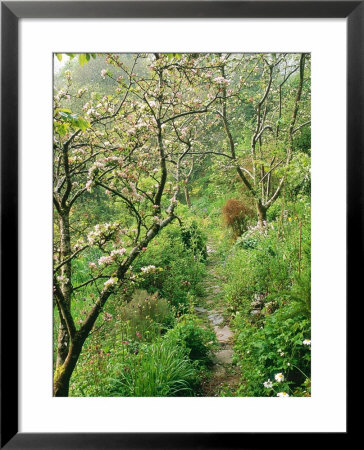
[134,226,207,311]
[235,233,258,250]
[165,314,216,366]
[118,289,175,339]
[68,288,175,396]
[233,303,311,397]
[220,208,311,397]
[223,216,310,313]
[181,221,208,260]
[222,199,254,238]
[223,243,291,314]
[109,341,199,397]
[69,337,128,397]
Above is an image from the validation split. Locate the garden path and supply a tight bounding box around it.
[195,244,241,396]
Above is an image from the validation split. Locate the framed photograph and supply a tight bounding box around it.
[1,1,356,448]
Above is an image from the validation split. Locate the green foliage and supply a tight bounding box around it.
[134,226,207,311]
[55,53,97,66]
[221,206,311,397]
[54,108,91,136]
[54,52,311,398]
[165,314,216,365]
[181,221,208,260]
[69,337,128,397]
[223,211,310,315]
[118,289,175,338]
[223,234,290,313]
[277,270,311,319]
[68,293,207,396]
[233,304,311,397]
[108,341,199,397]
[234,234,258,250]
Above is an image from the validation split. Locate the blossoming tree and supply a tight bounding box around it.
[194,53,310,227]
[53,53,220,396]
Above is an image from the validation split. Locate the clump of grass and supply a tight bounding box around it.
[109,341,199,397]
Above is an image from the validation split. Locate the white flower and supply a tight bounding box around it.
[101,69,107,79]
[303,339,311,345]
[140,265,156,274]
[275,373,284,383]
[263,379,273,388]
[277,392,289,398]
[287,362,291,366]
[111,248,126,257]
[280,352,285,357]
[104,277,117,287]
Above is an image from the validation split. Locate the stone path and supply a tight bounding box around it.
[195,244,241,396]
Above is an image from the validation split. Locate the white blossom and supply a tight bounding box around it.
[140,265,156,274]
[275,373,284,383]
[111,248,126,257]
[277,392,290,398]
[104,277,117,287]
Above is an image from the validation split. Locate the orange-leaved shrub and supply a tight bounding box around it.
[222,198,254,238]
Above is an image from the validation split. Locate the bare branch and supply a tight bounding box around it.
[54,245,89,273]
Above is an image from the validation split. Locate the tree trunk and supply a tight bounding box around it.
[56,321,69,367]
[256,202,267,228]
[56,212,72,368]
[53,335,84,397]
[184,185,191,208]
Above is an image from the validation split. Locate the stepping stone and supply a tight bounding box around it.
[208,312,224,325]
[195,306,208,313]
[214,325,233,343]
[212,364,226,377]
[213,349,234,364]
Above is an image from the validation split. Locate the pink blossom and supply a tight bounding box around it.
[98,255,113,266]
[213,76,230,86]
[86,180,92,192]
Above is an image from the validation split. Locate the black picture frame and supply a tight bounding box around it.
[1,1,357,448]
